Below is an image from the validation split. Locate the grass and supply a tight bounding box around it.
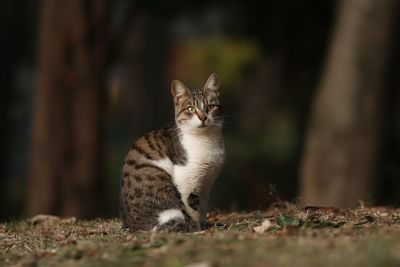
[1,203,400,267]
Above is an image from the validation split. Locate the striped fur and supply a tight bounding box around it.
[120,73,224,232]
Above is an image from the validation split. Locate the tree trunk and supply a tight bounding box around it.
[28,0,106,217]
[300,0,396,207]
[120,13,170,137]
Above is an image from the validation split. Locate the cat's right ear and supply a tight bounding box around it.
[171,80,190,104]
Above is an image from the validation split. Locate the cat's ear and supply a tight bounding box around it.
[171,80,191,104]
[203,73,220,96]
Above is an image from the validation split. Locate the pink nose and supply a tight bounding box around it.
[198,111,206,122]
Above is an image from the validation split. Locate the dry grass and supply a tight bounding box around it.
[1,203,400,267]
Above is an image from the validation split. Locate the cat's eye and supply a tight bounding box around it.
[187,106,196,113]
[208,105,217,110]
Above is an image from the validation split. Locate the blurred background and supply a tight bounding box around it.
[1,0,400,221]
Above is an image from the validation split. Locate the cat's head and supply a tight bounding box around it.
[171,73,223,133]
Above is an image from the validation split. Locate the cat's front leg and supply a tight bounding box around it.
[186,192,203,230]
[188,192,208,230]
[199,197,209,230]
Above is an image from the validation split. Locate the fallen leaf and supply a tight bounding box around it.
[253,219,273,233]
[51,231,66,241]
[186,261,212,267]
[60,217,77,225]
[125,234,136,241]
[27,214,60,225]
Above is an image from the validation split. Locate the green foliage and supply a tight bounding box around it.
[277,215,301,227]
[175,37,261,92]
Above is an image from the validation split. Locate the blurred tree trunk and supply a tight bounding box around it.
[120,13,170,137]
[239,2,289,133]
[28,0,106,217]
[239,55,284,132]
[0,0,30,219]
[300,0,396,207]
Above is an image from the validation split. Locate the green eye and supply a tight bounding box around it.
[187,106,195,113]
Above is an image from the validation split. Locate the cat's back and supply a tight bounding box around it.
[120,127,188,231]
[123,127,186,168]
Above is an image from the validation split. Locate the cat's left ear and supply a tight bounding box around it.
[171,80,191,105]
[203,73,220,96]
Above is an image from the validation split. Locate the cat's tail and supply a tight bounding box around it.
[153,209,186,232]
[154,209,197,232]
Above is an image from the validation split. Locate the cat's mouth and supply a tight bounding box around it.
[198,121,209,128]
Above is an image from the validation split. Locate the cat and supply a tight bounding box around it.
[120,73,225,232]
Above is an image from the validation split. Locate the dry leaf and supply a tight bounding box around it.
[253,219,273,233]
[60,217,77,225]
[185,261,212,267]
[51,231,66,241]
[27,215,60,225]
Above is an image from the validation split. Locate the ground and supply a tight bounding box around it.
[1,203,400,267]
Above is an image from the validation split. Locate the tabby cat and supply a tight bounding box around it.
[120,73,225,232]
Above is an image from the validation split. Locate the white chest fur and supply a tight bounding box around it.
[175,130,224,222]
[151,129,224,223]
[174,131,224,196]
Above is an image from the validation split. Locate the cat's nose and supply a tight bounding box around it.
[198,111,207,122]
